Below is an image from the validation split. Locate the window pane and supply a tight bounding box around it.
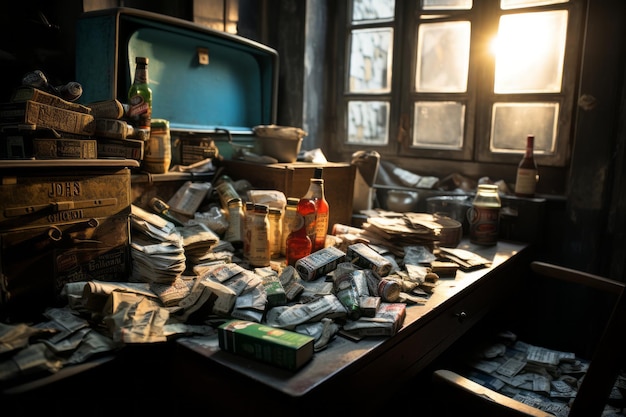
[490,102,558,154]
[416,21,471,93]
[501,0,568,10]
[347,100,390,145]
[493,11,568,93]
[352,0,395,21]
[349,28,393,93]
[412,101,465,149]
[422,0,472,10]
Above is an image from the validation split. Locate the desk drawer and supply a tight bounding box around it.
[338,257,530,404]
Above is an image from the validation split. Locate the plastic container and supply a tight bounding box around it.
[253,125,307,163]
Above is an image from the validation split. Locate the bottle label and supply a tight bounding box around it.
[249,215,270,267]
[314,211,329,250]
[128,97,151,130]
[515,168,538,196]
[304,212,316,241]
[467,206,500,246]
[142,121,171,174]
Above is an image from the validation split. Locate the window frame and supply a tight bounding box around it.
[330,0,583,173]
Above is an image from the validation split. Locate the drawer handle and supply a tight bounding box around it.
[455,311,467,323]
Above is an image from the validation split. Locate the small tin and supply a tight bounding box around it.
[467,184,501,246]
[142,119,171,174]
[377,278,401,302]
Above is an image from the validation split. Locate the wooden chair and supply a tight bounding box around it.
[432,261,626,417]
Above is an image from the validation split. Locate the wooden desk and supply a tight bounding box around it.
[173,239,532,415]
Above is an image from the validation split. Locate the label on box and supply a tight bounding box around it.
[218,319,314,370]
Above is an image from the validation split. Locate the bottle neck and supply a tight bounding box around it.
[524,136,534,158]
[134,66,148,84]
[305,179,324,198]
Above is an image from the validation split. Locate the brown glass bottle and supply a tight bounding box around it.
[514,134,539,197]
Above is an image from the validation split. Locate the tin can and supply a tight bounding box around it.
[378,278,401,302]
[142,119,171,173]
[467,184,501,246]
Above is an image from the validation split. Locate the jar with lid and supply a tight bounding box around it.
[281,197,299,257]
[224,198,244,248]
[467,184,501,246]
[242,201,255,261]
[268,207,283,259]
[248,203,270,267]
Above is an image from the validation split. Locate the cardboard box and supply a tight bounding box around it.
[0,164,131,231]
[0,100,96,136]
[221,160,356,228]
[0,215,130,322]
[97,137,145,161]
[33,138,98,159]
[218,319,314,371]
[0,161,133,321]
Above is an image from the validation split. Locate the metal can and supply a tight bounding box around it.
[467,184,501,246]
[378,278,401,302]
[142,119,171,173]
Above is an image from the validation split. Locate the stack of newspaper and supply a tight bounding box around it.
[456,331,625,417]
[129,205,186,284]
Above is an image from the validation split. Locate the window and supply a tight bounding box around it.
[333,0,582,179]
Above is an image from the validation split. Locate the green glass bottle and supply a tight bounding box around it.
[128,57,152,137]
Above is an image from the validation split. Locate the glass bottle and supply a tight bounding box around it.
[286,199,315,267]
[268,207,283,259]
[215,179,240,210]
[467,184,501,246]
[248,203,270,267]
[242,201,255,261]
[300,168,330,252]
[281,197,299,257]
[514,134,539,197]
[128,56,152,137]
[224,198,244,248]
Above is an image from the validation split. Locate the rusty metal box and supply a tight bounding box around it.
[0,160,134,321]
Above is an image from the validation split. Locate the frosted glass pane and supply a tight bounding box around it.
[501,0,568,10]
[493,11,568,93]
[347,101,390,145]
[349,28,393,93]
[422,0,472,10]
[412,101,465,149]
[416,21,471,93]
[490,102,558,154]
[352,0,395,21]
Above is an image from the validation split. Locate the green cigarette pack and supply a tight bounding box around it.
[218,320,314,371]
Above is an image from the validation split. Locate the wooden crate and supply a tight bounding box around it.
[220,160,356,230]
